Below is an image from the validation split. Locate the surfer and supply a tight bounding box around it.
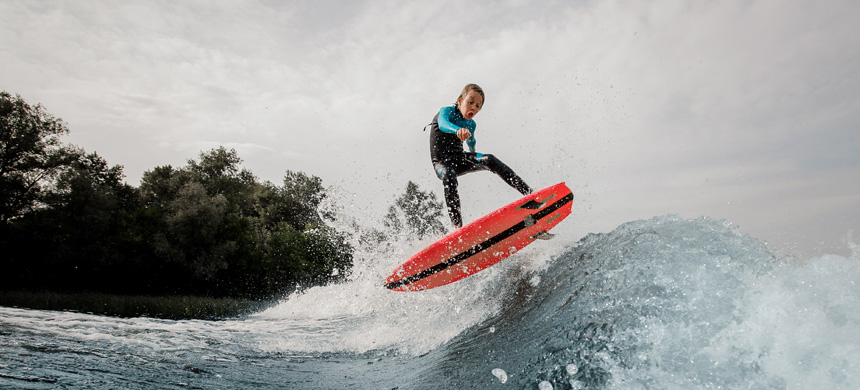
[428,83,533,228]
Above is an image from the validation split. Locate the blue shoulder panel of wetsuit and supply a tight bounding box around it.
[437,105,477,152]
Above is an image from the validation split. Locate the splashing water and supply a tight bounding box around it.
[2,215,858,389]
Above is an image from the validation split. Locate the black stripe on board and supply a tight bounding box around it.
[385,192,574,290]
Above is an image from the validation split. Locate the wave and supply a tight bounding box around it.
[4,214,856,389]
[257,214,860,388]
[408,215,860,389]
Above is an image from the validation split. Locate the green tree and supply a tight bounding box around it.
[384,181,446,239]
[139,164,189,215]
[1,150,142,293]
[160,182,235,280]
[186,147,257,211]
[251,171,331,232]
[265,223,352,288]
[282,170,331,228]
[250,171,353,291]
[0,91,79,223]
[45,152,140,291]
[50,152,136,215]
[139,148,258,295]
[1,109,356,300]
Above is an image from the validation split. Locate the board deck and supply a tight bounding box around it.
[384,182,574,291]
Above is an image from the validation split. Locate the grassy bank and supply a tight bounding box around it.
[0,291,276,320]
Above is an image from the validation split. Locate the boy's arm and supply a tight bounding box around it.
[436,106,460,134]
[438,106,478,147]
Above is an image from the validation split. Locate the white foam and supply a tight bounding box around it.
[249,230,520,355]
[491,368,508,383]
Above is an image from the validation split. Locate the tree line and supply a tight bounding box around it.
[1,91,450,300]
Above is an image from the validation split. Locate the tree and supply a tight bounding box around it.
[187,147,257,215]
[138,148,257,291]
[42,152,140,291]
[0,121,356,298]
[264,222,352,288]
[51,152,135,212]
[282,170,331,228]
[139,164,189,214]
[251,171,331,232]
[0,147,144,293]
[384,181,446,239]
[159,182,235,281]
[250,171,353,292]
[0,92,79,223]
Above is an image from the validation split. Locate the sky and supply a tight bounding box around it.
[2,0,859,258]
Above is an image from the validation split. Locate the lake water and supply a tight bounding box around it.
[2,215,858,389]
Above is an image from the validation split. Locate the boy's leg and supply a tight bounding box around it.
[434,153,530,228]
[475,154,533,195]
[434,162,463,228]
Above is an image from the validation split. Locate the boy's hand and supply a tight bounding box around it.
[457,128,472,141]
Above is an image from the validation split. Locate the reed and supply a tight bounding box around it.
[0,290,275,320]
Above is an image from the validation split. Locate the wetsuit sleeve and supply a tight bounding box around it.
[436,106,460,134]
[466,133,476,152]
[437,106,478,151]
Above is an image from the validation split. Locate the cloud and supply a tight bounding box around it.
[2,0,858,257]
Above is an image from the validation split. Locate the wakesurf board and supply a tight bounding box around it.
[384,182,574,291]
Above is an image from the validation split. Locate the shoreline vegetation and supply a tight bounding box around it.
[0,290,276,320]
[1,92,448,319]
[1,91,355,303]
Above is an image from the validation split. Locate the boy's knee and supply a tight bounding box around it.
[437,166,454,180]
[478,153,496,163]
[435,164,450,179]
[436,166,458,188]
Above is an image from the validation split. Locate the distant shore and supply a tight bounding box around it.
[0,291,276,320]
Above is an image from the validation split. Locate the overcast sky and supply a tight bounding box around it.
[2,0,858,258]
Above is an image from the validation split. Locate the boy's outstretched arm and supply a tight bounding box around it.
[438,106,477,147]
[436,106,461,134]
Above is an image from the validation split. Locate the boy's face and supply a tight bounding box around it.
[457,91,483,120]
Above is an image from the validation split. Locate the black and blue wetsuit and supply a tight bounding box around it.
[429,105,532,228]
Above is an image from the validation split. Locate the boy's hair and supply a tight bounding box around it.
[456,83,485,105]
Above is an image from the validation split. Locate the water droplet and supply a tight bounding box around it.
[565,364,578,375]
[491,368,508,383]
[538,381,554,390]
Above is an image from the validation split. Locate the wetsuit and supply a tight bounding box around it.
[429,105,532,228]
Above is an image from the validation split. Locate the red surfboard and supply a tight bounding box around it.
[384,182,574,291]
